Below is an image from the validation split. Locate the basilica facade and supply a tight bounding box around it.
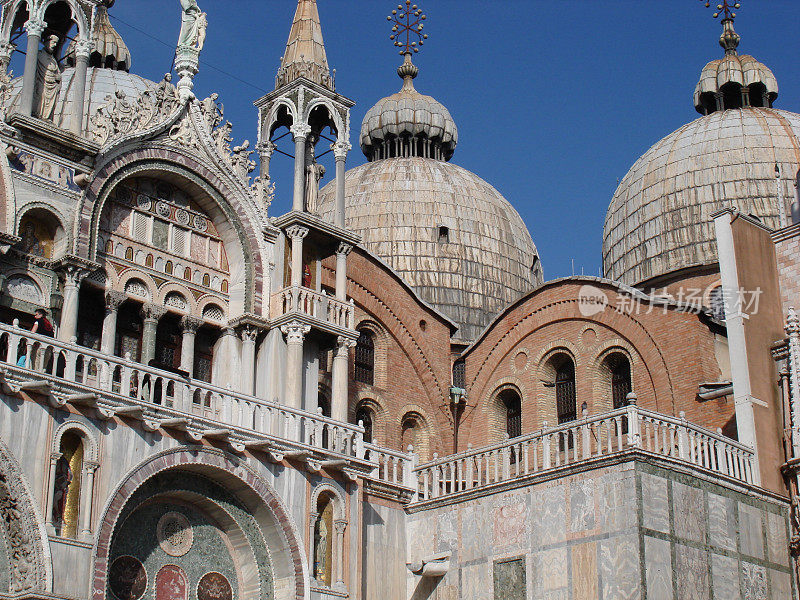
[0,1,798,599]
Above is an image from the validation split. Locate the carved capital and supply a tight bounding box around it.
[336,242,353,257]
[24,19,46,38]
[290,123,312,140]
[334,520,348,535]
[0,43,16,62]
[239,325,260,343]
[332,140,351,161]
[257,140,277,159]
[60,266,90,289]
[281,321,311,344]
[105,291,127,312]
[141,303,168,322]
[335,336,357,357]
[74,38,94,60]
[180,315,203,334]
[285,225,309,241]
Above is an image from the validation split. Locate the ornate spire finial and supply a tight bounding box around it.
[701,1,742,54]
[388,1,427,55]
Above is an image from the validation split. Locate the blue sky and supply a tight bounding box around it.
[102,0,800,280]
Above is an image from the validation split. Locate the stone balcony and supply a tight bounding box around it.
[270,284,356,339]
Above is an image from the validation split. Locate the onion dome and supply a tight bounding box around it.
[360,53,458,162]
[603,16,800,287]
[694,18,777,115]
[66,2,131,72]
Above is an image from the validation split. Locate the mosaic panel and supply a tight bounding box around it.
[741,562,767,600]
[197,572,232,600]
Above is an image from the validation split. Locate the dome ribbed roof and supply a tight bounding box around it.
[694,54,778,112]
[66,5,131,72]
[603,108,800,286]
[360,54,458,162]
[317,158,541,341]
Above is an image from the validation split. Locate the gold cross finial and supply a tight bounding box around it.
[701,1,741,21]
[387,1,427,55]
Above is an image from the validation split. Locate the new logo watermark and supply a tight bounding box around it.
[578,285,609,317]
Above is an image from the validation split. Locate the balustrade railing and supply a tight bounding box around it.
[271,285,354,330]
[414,404,755,501]
[364,443,415,488]
[0,321,364,458]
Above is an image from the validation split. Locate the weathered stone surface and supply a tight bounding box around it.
[493,557,525,600]
[644,536,673,600]
[641,473,670,534]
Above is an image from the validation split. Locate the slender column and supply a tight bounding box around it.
[44,453,61,533]
[58,267,88,343]
[308,512,319,579]
[286,225,309,288]
[333,520,347,590]
[140,304,167,365]
[257,141,276,180]
[281,321,310,409]
[101,291,126,355]
[239,325,259,396]
[70,38,93,134]
[180,315,203,375]
[332,336,356,423]
[79,461,99,538]
[291,123,311,212]
[332,141,350,227]
[786,308,800,457]
[20,19,45,116]
[335,243,352,302]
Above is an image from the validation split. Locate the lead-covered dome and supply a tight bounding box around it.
[320,53,541,340]
[603,19,800,286]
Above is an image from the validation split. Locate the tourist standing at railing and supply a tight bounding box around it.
[31,309,54,337]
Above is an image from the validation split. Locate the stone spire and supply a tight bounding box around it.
[275,0,333,91]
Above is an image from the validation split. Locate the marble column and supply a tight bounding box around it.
[335,243,352,302]
[258,140,276,180]
[100,291,127,355]
[79,461,98,539]
[20,19,45,117]
[286,225,309,288]
[291,123,311,212]
[70,38,93,134]
[333,520,347,590]
[239,326,259,396]
[332,336,355,423]
[140,304,167,365]
[180,315,203,376]
[332,141,350,228]
[58,267,88,343]
[281,321,310,409]
[44,452,61,533]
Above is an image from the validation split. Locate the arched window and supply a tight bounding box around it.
[498,389,522,439]
[52,431,84,538]
[555,359,576,424]
[354,330,375,385]
[355,405,373,444]
[609,354,632,409]
[452,359,466,389]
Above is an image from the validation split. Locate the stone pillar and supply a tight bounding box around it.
[140,304,167,365]
[335,243,352,302]
[58,267,88,343]
[44,452,60,533]
[786,308,800,457]
[70,38,93,134]
[240,325,259,396]
[180,315,203,376]
[332,141,350,228]
[308,512,319,577]
[281,321,310,409]
[79,461,98,539]
[258,140,276,180]
[332,336,355,423]
[286,225,309,288]
[20,19,45,117]
[291,124,311,212]
[333,519,347,590]
[100,291,126,355]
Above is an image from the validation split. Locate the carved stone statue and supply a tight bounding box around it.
[305,162,326,214]
[178,0,206,49]
[153,73,178,114]
[314,516,329,583]
[231,140,255,181]
[201,92,223,131]
[34,35,62,121]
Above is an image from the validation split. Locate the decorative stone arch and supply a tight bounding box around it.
[534,343,579,428]
[264,99,298,139]
[77,153,266,315]
[302,98,344,138]
[34,0,90,38]
[398,404,432,460]
[592,342,640,413]
[1,0,32,44]
[116,269,157,304]
[2,269,48,306]
[485,380,524,443]
[16,201,69,258]
[198,296,227,324]
[309,482,346,522]
[91,447,309,600]
[353,319,388,389]
[351,395,386,445]
[307,482,347,590]
[50,419,98,462]
[156,283,197,315]
[0,434,52,594]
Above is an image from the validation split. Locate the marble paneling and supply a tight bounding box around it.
[532,548,568,597]
[673,482,706,544]
[765,512,789,567]
[644,535,673,600]
[493,557,526,600]
[461,562,490,600]
[598,472,636,531]
[675,544,710,600]
[769,569,791,599]
[711,553,740,600]
[461,504,490,563]
[437,510,458,554]
[741,562,767,600]
[530,486,566,548]
[708,492,737,552]
[493,499,528,550]
[571,542,597,600]
[738,504,765,560]
[641,472,669,534]
[569,480,595,533]
[599,534,641,599]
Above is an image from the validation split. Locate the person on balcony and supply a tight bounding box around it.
[31,309,54,337]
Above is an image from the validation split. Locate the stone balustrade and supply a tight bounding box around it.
[0,321,366,460]
[364,442,416,488]
[414,403,756,502]
[271,285,354,330]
